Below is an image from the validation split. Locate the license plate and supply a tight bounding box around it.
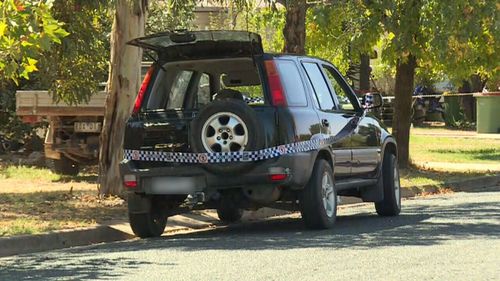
[74,122,102,133]
[149,177,200,194]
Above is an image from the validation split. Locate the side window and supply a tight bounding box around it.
[302,62,335,110]
[166,70,193,109]
[275,60,307,106]
[197,73,211,107]
[322,66,357,111]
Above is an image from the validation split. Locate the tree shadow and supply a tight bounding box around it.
[429,148,500,162]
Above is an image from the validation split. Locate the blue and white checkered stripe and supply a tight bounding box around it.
[124,117,359,164]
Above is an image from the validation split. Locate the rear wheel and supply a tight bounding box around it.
[128,196,167,238]
[300,159,337,229]
[216,196,243,223]
[46,156,79,176]
[375,153,401,216]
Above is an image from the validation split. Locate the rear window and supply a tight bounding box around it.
[145,58,265,111]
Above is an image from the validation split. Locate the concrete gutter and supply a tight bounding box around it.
[1,174,499,257]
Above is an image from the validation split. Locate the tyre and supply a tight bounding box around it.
[300,159,337,229]
[190,99,264,174]
[216,197,243,223]
[128,196,167,238]
[46,156,79,176]
[375,153,401,216]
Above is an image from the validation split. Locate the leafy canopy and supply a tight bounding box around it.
[0,0,69,84]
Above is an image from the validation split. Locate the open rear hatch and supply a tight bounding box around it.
[124,31,268,167]
[127,30,264,60]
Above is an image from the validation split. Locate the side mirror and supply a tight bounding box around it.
[362,92,383,109]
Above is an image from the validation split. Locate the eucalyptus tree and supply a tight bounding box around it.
[359,0,498,167]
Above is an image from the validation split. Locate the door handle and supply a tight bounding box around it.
[321,119,329,127]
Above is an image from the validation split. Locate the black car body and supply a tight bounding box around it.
[121,31,401,238]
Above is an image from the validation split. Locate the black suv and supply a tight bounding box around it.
[121,31,400,238]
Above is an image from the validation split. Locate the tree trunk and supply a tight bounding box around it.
[359,53,371,92]
[282,0,307,55]
[99,0,147,196]
[392,54,417,168]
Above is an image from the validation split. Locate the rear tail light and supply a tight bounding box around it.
[132,67,154,114]
[268,167,288,182]
[264,60,287,107]
[269,174,287,181]
[123,174,137,188]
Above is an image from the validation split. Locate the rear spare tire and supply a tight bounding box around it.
[190,99,264,174]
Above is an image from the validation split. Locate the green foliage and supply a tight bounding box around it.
[146,0,197,34]
[424,0,499,85]
[358,0,499,84]
[33,0,110,105]
[0,82,33,140]
[0,0,69,84]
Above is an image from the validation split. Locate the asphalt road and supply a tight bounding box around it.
[1,190,499,281]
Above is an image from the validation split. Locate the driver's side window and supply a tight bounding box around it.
[322,66,356,111]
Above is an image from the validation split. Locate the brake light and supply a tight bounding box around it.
[132,67,154,114]
[264,60,287,107]
[268,167,288,182]
[269,174,287,181]
[123,174,137,188]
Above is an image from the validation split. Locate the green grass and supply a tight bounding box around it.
[0,165,61,181]
[410,135,500,164]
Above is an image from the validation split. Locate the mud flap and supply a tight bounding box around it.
[360,172,384,202]
[127,193,152,214]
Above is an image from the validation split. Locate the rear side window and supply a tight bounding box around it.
[302,62,335,111]
[275,60,307,106]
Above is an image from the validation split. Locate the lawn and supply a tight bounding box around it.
[0,165,125,237]
[409,135,500,165]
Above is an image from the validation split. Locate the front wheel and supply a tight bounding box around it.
[375,153,401,216]
[300,159,337,229]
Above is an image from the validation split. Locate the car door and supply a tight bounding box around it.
[321,64,381,177]
[301,60,353,177]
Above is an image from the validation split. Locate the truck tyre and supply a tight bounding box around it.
[375,153,401,216]
[128,196,167,238]
[217,198,243,223]
[190,99,264,174]
[46,156,79,176]
[300,159,337,229]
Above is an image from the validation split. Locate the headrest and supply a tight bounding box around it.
[221,71,260,87]
[214,88,244,101]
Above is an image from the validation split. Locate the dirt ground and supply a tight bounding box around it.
[0,172,126,237]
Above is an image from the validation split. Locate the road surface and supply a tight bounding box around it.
[1,190,499,281]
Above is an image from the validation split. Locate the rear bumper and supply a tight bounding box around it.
[120,151,316,194]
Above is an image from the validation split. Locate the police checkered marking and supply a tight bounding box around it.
[243,96,265,104]
[124,117,359,164]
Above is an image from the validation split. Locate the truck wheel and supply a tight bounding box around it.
[375,153,401,216]
[300,159,337,229]
[190,99,264,174]
[128,196,167,238]
[217,198,243,223]
[46,156,79,176]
